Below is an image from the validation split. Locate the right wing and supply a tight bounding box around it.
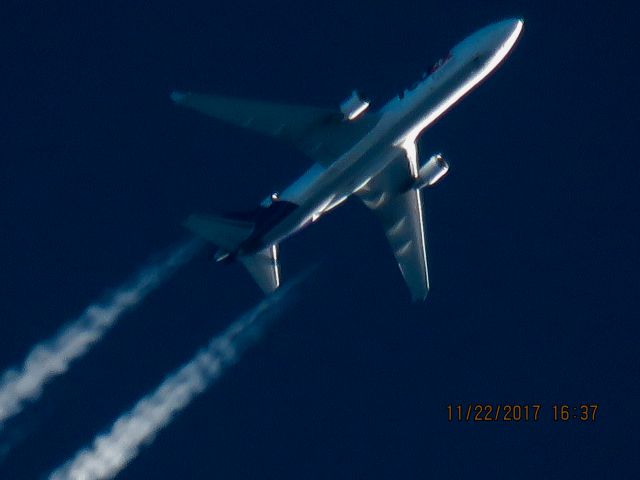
[171,91,379,166]
[357,146,430,301]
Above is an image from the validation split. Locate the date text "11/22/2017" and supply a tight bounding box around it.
[447,404,598,422]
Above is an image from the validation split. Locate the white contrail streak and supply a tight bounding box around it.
[0,240,201,429]
[48,282,296,480]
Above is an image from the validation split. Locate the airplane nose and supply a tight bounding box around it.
[477,17,523,59]
[452,18,524,61]
[485,18,524,48]
[492,18,524,43]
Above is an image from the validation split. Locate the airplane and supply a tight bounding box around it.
[171,18,524,301]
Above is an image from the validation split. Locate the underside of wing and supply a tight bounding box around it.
[171,91,379,166]
[357,148,430,301]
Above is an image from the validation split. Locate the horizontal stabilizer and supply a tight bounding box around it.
[239,244,281,293]
[183,214,253,252]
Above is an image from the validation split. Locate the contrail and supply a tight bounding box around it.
[0,239,201,429]
[48,280,299,480]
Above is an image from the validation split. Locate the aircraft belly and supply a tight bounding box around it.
[255,61,485,251]
[260,146,395,248]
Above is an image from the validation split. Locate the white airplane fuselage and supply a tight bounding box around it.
[244,18,524,254]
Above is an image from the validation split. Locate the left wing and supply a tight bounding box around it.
[171,91,380,167]
[356,145,430,301]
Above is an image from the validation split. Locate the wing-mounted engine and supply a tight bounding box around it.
[340,90,370,121]
[415,153,449,189]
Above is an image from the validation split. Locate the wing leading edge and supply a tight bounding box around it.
[357,147,430,301]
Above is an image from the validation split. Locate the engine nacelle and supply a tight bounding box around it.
[340,90,370,121]
[415,154,449,188]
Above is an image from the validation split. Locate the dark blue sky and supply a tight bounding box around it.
[1,1,638,478]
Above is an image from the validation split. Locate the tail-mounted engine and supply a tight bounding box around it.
[415,154,449,189]
[340,90,370,121]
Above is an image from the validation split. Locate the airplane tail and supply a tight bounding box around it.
[183,213,281,293]
[239,244,280,294]
[184,213,253,253]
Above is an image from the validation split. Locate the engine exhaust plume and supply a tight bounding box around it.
[0,240,201,430]
[48,278,301,480]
